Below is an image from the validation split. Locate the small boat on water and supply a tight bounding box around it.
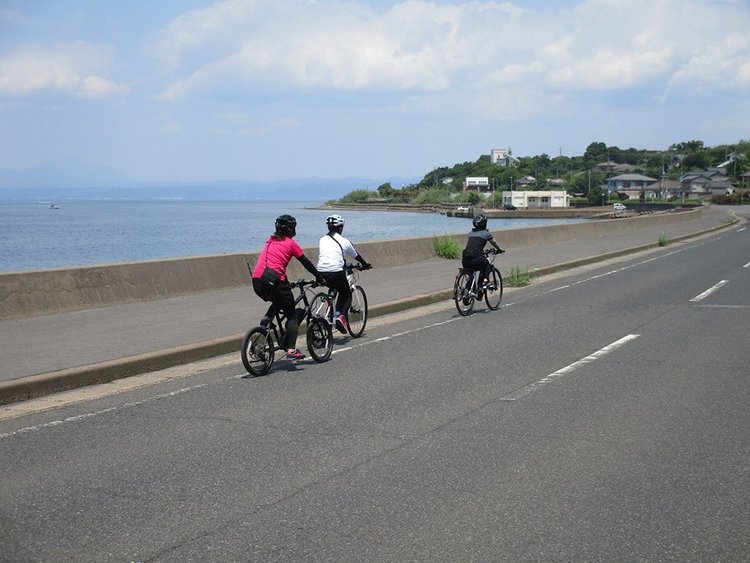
[49,203,60,209]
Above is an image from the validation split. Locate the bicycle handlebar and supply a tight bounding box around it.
[290,279,320,289]
[345,262,372,272]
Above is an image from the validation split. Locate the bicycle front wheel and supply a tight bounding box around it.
[306,317,333,362]
[241,327,275,376]
[309,292,331,320]
[347,285,368,338]
[484,266,503,310]
[454,271,475,316]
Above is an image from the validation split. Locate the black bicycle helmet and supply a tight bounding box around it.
[275,214,297,236]
[472,214,487,230]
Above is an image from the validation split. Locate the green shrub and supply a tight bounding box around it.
[505,266,533,287]
[433,236,461,259]
[413,188,452,205]
[339,189,378,203]
[658,232,671,247]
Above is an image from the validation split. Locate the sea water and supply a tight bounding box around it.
[0,200,583,272]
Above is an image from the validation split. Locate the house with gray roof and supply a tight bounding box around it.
[679,169,733,199]
[606,173,658,200]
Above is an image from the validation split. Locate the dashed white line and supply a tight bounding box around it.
[690,280,729,302]
[0,381,220,440]
[499,334,640,401]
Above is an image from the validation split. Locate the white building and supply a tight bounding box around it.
[491,149,518,167]
[502,190,570,208]
[463,176,490,191]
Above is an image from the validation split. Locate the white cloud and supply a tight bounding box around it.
[3,0,749,181]
[670,31,750,89]
[150,0,750,106]
[0,43,129,99]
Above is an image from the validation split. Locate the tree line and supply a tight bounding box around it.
[337,139,749,206]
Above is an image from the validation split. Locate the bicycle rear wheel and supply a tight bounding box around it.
[454,271,475,316]
[484,266,503,310]
[306,317,333,362]
[241,327,275,376]
[347,285,368,338]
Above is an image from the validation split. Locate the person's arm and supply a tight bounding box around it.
[488,234,504,253]
[297,254,326,284]
[355,253,371,269]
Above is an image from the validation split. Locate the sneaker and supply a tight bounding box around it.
[334,314,349,334]
[286,349,305,360]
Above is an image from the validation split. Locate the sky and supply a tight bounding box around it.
[1,0,749,183]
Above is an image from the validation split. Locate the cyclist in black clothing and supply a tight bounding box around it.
[462,214,504,283]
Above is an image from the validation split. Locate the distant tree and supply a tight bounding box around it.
[377,182,395,198]
[682,152,707,170]
[587,185,605,205]
[583,142,608,164]
[669,140,705,153]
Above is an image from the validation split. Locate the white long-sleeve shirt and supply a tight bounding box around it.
[317,233,358,272]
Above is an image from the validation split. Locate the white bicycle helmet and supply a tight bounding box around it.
[326,214,345,227]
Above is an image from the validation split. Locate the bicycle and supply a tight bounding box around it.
[309,263,369,338]
[453,249,504,316]
[241,279,333,376]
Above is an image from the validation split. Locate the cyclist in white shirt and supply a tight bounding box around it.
[317,214,371,333]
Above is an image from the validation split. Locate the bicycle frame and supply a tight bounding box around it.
[453,249,503,316]
[314,264,361,323]
[309,263,369,339]
[265,279,319,345]
[457,250,497,297]
[241,278,333,376]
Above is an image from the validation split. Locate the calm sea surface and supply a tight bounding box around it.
[0,200,584,272]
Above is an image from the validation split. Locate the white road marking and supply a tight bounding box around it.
[0,380,224,440]
[690,280,729,302]
[499,334,640,401]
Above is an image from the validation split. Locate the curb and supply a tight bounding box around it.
[0,217,739,406]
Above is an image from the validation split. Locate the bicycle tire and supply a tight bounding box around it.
[241,327,275,376]
[306,317,333,362]
[484,266,503,310]
[309,292,331,320]
[454,271,475,316]
[347,285,368,338]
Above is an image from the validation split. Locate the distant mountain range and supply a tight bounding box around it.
[0,159,418,201]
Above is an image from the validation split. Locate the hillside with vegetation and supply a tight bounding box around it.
[334,140,749,207]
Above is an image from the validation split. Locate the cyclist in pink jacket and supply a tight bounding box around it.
[252,215,324,360]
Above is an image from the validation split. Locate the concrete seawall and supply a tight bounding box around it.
[0,208,705,321]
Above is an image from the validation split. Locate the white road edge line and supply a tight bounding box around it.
[690,280,729,302]
[499,334,640,401]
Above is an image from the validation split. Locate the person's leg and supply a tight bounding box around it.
[252,278,276,326]
[331,271,351,316]
[326,271,350,333]
[274,283,301,355]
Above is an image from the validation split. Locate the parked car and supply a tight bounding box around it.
[503,203,518,211]
[613,203,626,211]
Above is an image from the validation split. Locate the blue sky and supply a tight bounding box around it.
[1,0,749,183]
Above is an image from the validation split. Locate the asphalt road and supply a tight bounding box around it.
[1,224,748,561]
